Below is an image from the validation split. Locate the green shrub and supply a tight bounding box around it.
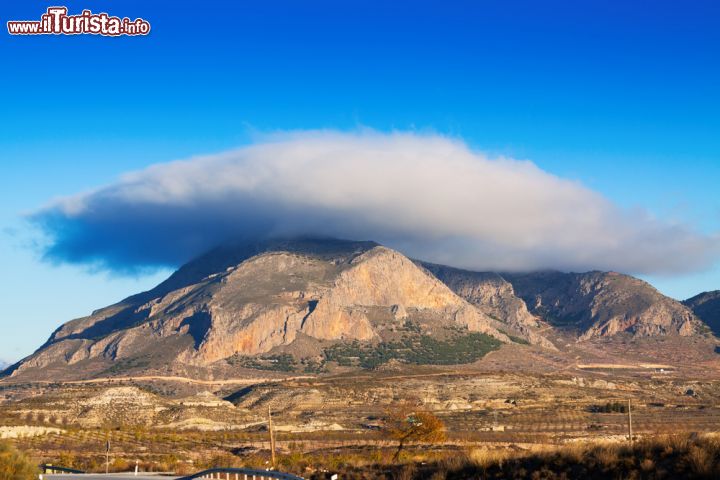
[324,330,501,369]
[588,402,628,413]
[227,353,297,371]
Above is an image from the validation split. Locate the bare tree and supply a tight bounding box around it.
[382,403,446,462]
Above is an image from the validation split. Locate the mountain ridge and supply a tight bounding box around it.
[8,239,526,380]
[685,290,720,336]
[503,270,702,339]
[4,238,713,381]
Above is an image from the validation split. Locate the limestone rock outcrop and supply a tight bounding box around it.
[505,271,703,339]
[9,239,515,379]
[7,239,710,381]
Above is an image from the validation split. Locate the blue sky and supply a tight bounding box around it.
[1,0,718,363]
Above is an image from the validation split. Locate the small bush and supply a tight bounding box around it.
[588,401,628,413]
[686,445,712,476]
[0,441,37,480]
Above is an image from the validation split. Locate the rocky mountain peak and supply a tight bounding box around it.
[9,239,522,380]
[5,238,713,382]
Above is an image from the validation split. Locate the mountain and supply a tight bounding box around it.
[418,266,703,341]
[419,263,554,349]
[8,239,532,381]
[684,290,720,335]
[5,238,711,382]
[503,271,703,339]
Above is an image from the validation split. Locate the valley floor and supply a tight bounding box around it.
[2,336,720,478]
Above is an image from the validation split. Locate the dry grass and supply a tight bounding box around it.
[410,435,720,479]
[0,440,37,480]
[467,446,513,469]
[299,434,720,479]
[12,430,720,479]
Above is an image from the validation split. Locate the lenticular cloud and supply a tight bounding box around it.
[30,130,719,274]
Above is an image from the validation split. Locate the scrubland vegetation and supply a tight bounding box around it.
[0,441,36,480]
[9,428,720,479]
[308,435,720,479]
[324,332,501,369]
[448,435,720,479]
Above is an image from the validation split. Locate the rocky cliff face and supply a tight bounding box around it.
[10,239,519,379]
[504,271,703,339]
[7,239,712,381]
[421,264,538,328]
[420,264,555,349]
[420,265,705,342]
[684,291,720,336]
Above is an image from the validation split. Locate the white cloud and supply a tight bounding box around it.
[31,130,719,274]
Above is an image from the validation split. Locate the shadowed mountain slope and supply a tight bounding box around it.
[419,263,554,349]
[503,271,703,339]
[420,266,704,342]
[685,290,720,336]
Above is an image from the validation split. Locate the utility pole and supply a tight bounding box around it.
[105,439,110,474]
[627,399,633,445]
[268,405,277,469]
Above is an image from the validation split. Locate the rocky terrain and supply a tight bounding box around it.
[1,238,718,474]
[685,290,720,335]
[5,239,536,382]
[1,238,714,384]
[420,264,553,349]
[6,351,720,477]
[418,264,704,344]
[3,335,720,450]
[503,270,703,339]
